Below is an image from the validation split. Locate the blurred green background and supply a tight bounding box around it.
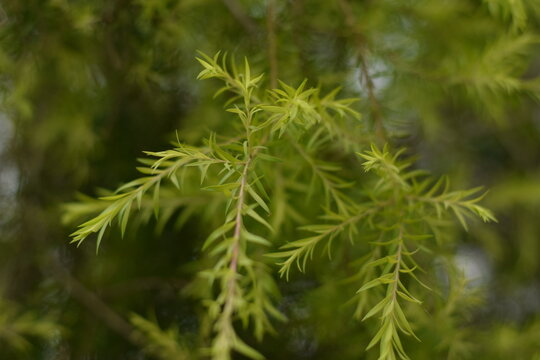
[0,0,539,359]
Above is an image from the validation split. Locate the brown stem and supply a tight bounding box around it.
[222,0,258,37]
[49,263,143,347]
[266,0,278,88]
[391,226,404,303]
[291,0,313,80]
[222,155,252,318]
[338,0,387,143]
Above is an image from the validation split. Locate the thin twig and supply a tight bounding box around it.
[222,0,258,37]
[221,155,252,322]
[338,0,387,143]
[266,0,278,88]
[214,88,269,352]
[102,277,187,299]
[391,225,404,303]
[49,262,144,347]
[291,0,312,80]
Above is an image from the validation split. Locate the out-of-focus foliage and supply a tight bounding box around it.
[0,0,539,359]
[0,299,60,356]
[130,313,192,360]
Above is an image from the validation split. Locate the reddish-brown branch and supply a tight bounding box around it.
[222,155,252,318]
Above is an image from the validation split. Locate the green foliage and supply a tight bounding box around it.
[271,144,494,359]
[130,313,191,360]
[1,0,540,359]
[484,0,528,32]
[0,299,60,352]
[66,53,495,360]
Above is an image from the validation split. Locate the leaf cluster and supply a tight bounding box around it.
[65,53,495,360]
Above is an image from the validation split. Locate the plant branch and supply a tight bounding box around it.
[266,0,278,89]
[49,263,143,348]
[221,155,252,325]
[337,0,387,143]
[222,0,258,36]
[289,136,352,214]
[391,226,404,303]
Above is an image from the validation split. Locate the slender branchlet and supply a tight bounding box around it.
[66,53,494,360]
[270,144,494,359]
[338,0,387,143]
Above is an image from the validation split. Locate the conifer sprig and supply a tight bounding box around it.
[352,145,495,360]
[289,138,356,215]
[66,53,495,360]
[270,143,495,359]
[69,141,235,250]
[129,313,191,360]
